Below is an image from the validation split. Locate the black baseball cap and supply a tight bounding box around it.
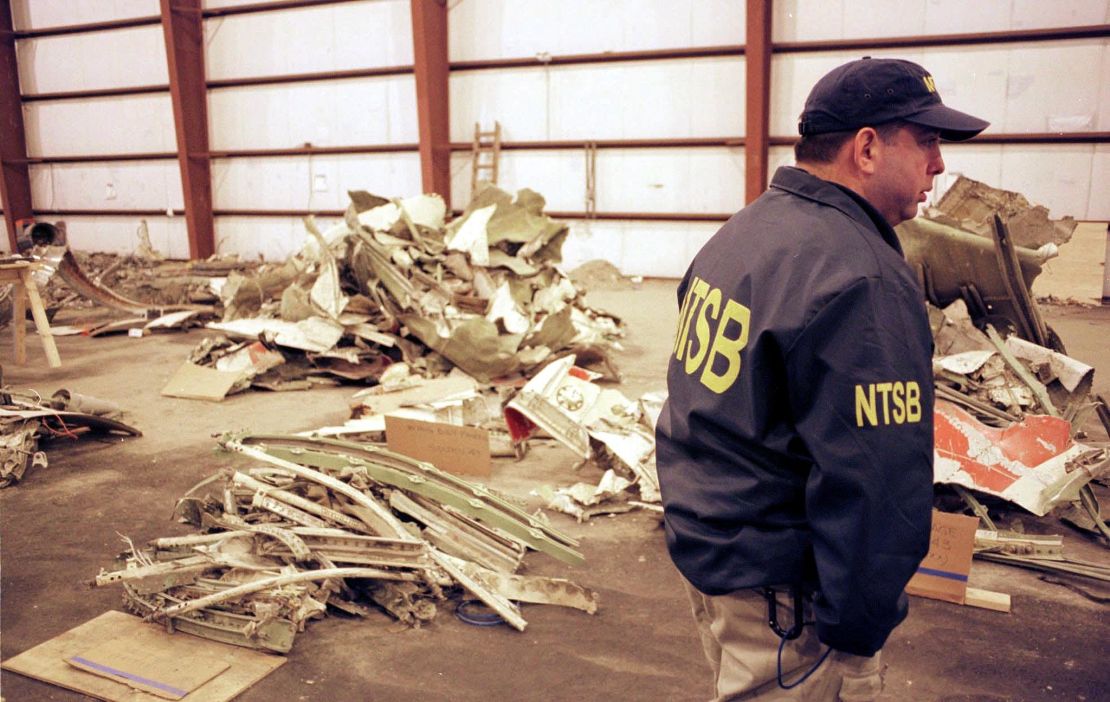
[798,57,989,141]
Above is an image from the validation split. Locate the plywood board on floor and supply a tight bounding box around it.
[161,361,243,401]
[67,638,231,700]
[1,610,285,702]
[1033,221,1108,303]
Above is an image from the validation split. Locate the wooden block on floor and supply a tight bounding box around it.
[964,586,1012,613]
[1,610,285,702]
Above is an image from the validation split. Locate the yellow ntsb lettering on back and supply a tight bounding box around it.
[854,381,922,427]
[672,276,751,394]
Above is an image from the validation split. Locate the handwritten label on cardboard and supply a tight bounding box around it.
[385,415,490,478]
[906,510,979,605]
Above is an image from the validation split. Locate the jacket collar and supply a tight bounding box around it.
[768,166,904,256]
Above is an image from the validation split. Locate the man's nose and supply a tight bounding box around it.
[930,149,945,176]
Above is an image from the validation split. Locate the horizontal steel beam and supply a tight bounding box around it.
[770,131,1110,146]
[12,15,161,39]
[206,144,419,158]
[207,64,413,90]
[968,131,1110,144]
[546,210,732,222]
[21,152,176,163]
[19,144,419,163]
[34,208,181,216]
[212,209,345,217]
[22,84,168,102]
[212,209,733,221]
[450,44,744,71]
[448,137,744,151]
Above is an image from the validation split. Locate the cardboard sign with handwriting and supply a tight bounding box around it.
[385,415,490,478]
[906,510,979,604]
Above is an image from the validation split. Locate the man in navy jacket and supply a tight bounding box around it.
[656,58,989,701]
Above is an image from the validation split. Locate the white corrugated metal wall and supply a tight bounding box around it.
[6,0,1109,278]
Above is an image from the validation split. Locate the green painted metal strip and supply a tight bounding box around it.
[226,434,583,566]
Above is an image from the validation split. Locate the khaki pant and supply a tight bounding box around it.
[683,579,883,701]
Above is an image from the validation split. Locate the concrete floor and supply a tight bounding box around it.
[1,280,1108,702]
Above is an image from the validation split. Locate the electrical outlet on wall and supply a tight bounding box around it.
[313,173,329,192]
[105,183,117,200]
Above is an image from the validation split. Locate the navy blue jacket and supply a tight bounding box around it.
[656,166,934,657]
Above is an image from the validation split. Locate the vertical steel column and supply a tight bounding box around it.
[745,0,773,204]
[411,0,450,202]
[161,0,214,259]
[0,1,32,251]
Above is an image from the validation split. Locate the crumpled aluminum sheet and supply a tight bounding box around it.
[1005,336,1093,394]
[0,423,45,487]
[184,186,623,388]
[505,355,662,510]
[933,400,1106,516]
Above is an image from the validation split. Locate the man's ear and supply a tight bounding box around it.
[852,127,881,176]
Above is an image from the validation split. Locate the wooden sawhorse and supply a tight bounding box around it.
[1,261,61,368]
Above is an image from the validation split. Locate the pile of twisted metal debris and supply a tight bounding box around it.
[8,186,623,398]
[0,385,141,488]
[164,186,622,397]
[94,433,598,652]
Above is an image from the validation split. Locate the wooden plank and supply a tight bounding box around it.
[1,610,285,702]
[11,271,27,364]
[964,587,1012,613]
[20,266,61,367]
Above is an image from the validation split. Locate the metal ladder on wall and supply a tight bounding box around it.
[470,121,502,197]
